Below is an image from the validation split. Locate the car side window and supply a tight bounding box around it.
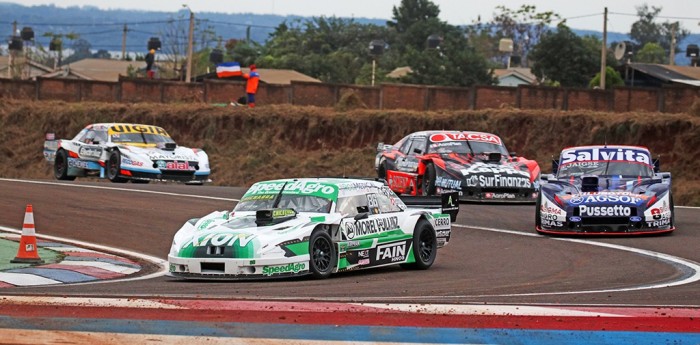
[94,130,109,144]
[336,195,370,217]
[72,129,88,142]
[408,137,426,155]
[374,193,402,213]
[399,138,413,155]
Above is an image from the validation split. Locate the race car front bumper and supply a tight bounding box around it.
[124,169,210,183]
[168,255,310,280]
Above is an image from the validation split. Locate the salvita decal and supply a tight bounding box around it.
[579,205,632,217]
[561,147,651,165]
[568,194,642,205]
[345,216,400,239]
[262,263,306,276]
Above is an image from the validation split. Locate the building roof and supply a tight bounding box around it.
[0,56,54,79]
[627,63,694,83]
[493,68,537,84]
[244,67,320,85]
[62,58,146,82]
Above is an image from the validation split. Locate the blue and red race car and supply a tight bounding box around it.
[536,145,674,235]
[375,131,540,202]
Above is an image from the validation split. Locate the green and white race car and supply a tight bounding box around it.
[168,178,458,279]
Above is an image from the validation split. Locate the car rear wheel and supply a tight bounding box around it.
[54,149,76,181]
[422,163,436,196]
[106,151,127,183]
[401,219,437,270]
[308,229,336,279]
[377,160,388,179]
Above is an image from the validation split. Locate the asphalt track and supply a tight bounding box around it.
[0,178,699,307]
[0,179,700,344]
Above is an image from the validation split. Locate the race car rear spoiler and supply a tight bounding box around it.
[400,192,459,221]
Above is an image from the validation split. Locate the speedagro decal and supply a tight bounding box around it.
[246,181,338,198]
[561,147,651,165]
[262,263,306,276]
[345,216,400,239]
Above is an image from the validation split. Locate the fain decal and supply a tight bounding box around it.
[375,241,407,263]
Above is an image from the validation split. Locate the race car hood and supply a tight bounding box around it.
[118,144,200,162]
[436,153,534,188]
[170,211,339,259]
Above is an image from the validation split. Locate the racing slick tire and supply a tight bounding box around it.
[401,219,437,270]
[131,179,150,184]
[54,149,76,181]
[422,162,437,196]
[106,150,128,183]
[308,228,336,279]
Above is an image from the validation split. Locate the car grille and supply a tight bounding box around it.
[200,262,225,272]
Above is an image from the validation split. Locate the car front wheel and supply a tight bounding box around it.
[308,229,336,279]
[106,151,127,183]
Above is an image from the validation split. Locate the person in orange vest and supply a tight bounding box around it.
[242,64,260,108]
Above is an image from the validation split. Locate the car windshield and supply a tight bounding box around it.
[110,133,175,145]
[428,140,508,156]
[557,161,653,178]
[234,194,333,213]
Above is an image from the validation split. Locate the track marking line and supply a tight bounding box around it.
[0,178,240,202]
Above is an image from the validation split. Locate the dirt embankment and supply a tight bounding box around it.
[1,99,699,205]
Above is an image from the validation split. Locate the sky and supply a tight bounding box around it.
[7,0,700,34]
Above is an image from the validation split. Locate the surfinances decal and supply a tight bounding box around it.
[244,180,339,200]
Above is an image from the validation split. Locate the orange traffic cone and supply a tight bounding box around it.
[11,204,44,264]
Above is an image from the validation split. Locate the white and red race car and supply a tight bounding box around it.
[43,123,210,184]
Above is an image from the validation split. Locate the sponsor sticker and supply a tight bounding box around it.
[434,217,450,227]
[376,241,407,263]
[436,176,461,190]
[246,181,338,199]
[345,216,400,239]
[262,263,306,276]
[560,147,651,165]
[109,124,170,136]
[579,205,631,217]
[569,195,641,205]
[78,146,102,158]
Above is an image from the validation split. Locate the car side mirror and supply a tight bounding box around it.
[551,158,559,174]
[653,159,660,173]
[376,142,384,153]
[354,212,369,221]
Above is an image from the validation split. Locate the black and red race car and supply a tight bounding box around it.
[375,131,541,202]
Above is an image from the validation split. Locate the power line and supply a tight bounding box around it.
[609,12,700,21]
[0,18,188,27]
[562,13,603,21]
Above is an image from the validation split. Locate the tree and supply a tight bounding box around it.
[636,42,666,64]
[629,5,689,58]
[387,0,440,34]
[467,5,560,67]
[62,38,92,64]
[589,66,624,89]
[529,24,598,87]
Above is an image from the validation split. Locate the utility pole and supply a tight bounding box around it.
[669,22,677,66]
[599,7,607,89]
[9,21,17,79]
[186,10,195,83]
[121,24,127,60]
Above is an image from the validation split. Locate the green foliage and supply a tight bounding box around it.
[589,66,624,89]
[629,5,689,56]
[636,42,667,64]
[530,24,598,87]
[466,5,560,68]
